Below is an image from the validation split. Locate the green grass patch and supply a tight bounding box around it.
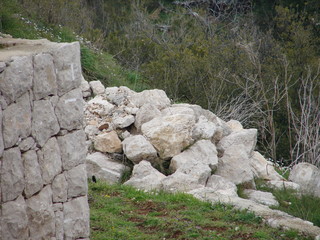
[89,181,313,240]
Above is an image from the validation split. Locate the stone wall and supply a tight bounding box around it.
[0,38,89,240]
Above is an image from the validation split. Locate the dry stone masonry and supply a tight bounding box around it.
[83,80,320,239]
[0,37,89,240]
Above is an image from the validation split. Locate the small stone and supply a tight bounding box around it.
[52,173,68,203]
[89,80,105,95]
[18,137,35,152]
[94,131,122,153]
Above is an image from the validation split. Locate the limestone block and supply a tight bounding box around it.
[63,196,90,240]
[141,114,195,160]
[94,131,122,153]
[112,114,135,129]
[124,160,166,191]
[37,137,62,184]
[134,103,161,132]
[84,125,99,139]
[128,89,171,109]
[80,77,91,97]
[65,164,88,199]
[250,151,284,181]
[171,103,204,121]
[32,99,60,147]
[105,87,119,102]
[51,42,82,95]
[18,137,35,152]
[206,175,238,197]
[289,163,320,197]
[0,55,33,104]
[55,88,83,131]
[89,80,105,95]
[226,119,243,132]
[26,185,55,240]
[86,95,115,116]
[57,130,86,170]
[0,107,3,157]
[266,180,300,191]
[86,152,128,184]
[161,106,195,117]
[33,53,57,100]
[1,148,24,202]
[2,93,31,148]
[243,189,279,207]
[23,150,43,198]
[192,115,217,140]
[122,135,157,164]
[0,61,5,73]
[54,207,64,240]
[52,173,68,203]
[170,140,218,172]
[1,195,28,240]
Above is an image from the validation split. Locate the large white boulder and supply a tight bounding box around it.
[134,103,161,132]
[128,89,171,109]
[266,180,300,191]
[89,80,105,95]
[170,139,218,172]
[86,152,129,184]
[141,114,195,160]
[122,135,157,164]
[289,163,320,197]
[124,160,166,191]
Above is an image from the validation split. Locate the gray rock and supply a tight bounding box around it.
[18,137,35,152]
[86,95,115,116]
[2,93,31,148]
[266,180,300,191]
[63,196,90,239]
[170,139,218,172]
[134,103,161,132]
[37,137,62,184]
[112,114,135,129]
[89,80,105,95]
[86,152,128,184]
[1,148,24,202]
[124,160,166,191]
[23,150,43,198]
[32,99,60,147]
[0,55,33,104]
[65,164,88,199]
[122,135,157,164]
[141,114,195,160]
[0,195,28,240]
[54,206,64,240]
[51,42,82,95]
[206,175,238,197]
[192,115,217,140]
[57,130,86,170]
[33,53,57,100]
[0,107,3,157]
[161,106,195,117]
[52,173,68,203]
[128,89,171,109]
[80,77,91,98]
[26,185,55,240]
[226,119,243,132]
[55,88,83,131]
[289,163,320,198]
[243,189,279,207]
[0,61,6,73]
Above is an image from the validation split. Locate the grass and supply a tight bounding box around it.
[256,179,320,227]
[88,181,313,240]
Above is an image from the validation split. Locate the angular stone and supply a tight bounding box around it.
[37,137,62,184]
[141,114,196,160]
[94,131,122,153]
[266,180,300,191]
[192,115,217,140]
[65,164,88,199]
[23,150,43,198]
[226,120,243,132]
[170,140,218,172]
[122,135,157,164]
[206,175,238,197]
[0,107,3,157]
[128,89,171,109]
[54,206,64,240]
[63,196,90,239]
[1,148,24,202]
[86,152,128,184]
[51,42,82,95]
[80,77,91,98]
[1,195,28,240]
[124,160,166,191]
[250,151,284,181]
[33,53,57,100]
[134,103,161,132]
[57,130,86,170]
[52,173,68,203]
[161,106,195,117]
[0,55,33,104]
[89,80,105,95]
[26,185,55,240]
[32,99,60,147]
[18,137,35,152]
[2,93,31,148]
[112,114,135,129]
[289,163,320,197]
[243,189,279,207]
[105,86,135,106]
[86,95,115,116]
[55,88,83,131]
